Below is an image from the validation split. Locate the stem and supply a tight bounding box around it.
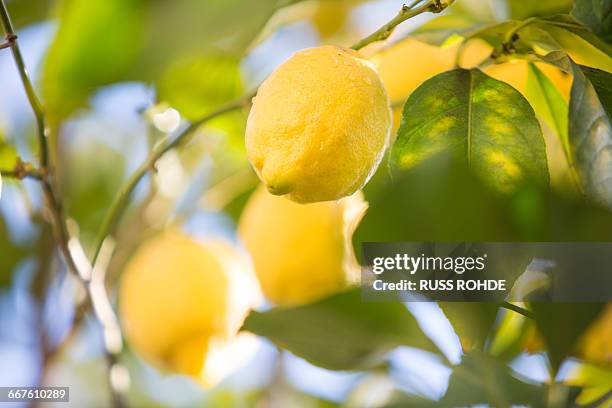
[0,0,77,279]
[350,0,453,51]
[0,2,126,406]
[92,96,251,263]
[503,17,536,45]
[501,301,535,320]
[492,17,582,63]
[0,1,48,168]
[0,164,44,180]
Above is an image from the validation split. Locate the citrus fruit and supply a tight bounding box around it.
[246,45,391,203]
[238,186,366,306]
[119,231,261,386]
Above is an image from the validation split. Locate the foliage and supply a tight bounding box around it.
[1,0,611,406]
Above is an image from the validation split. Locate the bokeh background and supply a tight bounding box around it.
[0,0,610,407]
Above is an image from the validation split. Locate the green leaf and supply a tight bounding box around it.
[42,0,143,118]
[571,0,612,42]
[531,303,606,373]
[458,15,612,63]
[439,350,546,407]
[568,62,612,209]
[410,14,482,46]
[64,143,126,249]
[458,20,562,56]
[242,288,439,370]
[354,155,612,246]
[6,0,53,28]
[392,68,549,193]
[506,0,573,19]
[583,65,612,116]
[526,62,570,155]
[157,54,243,121]
[142,0,277,71]
[536,14,612,57]
[448,0,497,22]
[42,0,278,119]
[439,302,500,351]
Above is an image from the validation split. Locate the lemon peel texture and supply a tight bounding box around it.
[246,45,392,203]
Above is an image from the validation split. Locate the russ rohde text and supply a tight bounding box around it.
[372,279,506,291]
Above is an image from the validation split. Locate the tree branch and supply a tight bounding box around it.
[350,0,454,51]
[501,301,535,320]
[0,159,45,180]
[91,96,252,263]
[0,2,126,406]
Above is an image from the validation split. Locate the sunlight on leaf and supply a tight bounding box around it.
[392,68,549,193]
[525,62,569,155]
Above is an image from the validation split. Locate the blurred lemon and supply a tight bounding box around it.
[238,186,367,306]
[372,38,457,105]
[312,1,351,38]
[246,45,391,203]
[485,60,572,100]
[119,232,261,386]
[371,38,489,137]
[373,37,571,104]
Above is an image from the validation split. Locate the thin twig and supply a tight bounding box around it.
[0,3,48,168]
[0,31,14,48]
[350,0,454,51]
[0,2,126,406]
[0,160,45,180]
[91,96,252,263]
[501,301,535,320]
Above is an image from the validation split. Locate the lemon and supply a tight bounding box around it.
[238,186,367,306]
[246,45,391,203]
[118,231,261,386]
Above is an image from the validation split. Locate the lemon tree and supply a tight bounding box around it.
[0,0,611,407]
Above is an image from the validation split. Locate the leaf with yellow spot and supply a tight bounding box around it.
[392,68,549,193]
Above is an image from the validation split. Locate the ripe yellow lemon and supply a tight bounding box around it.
[118,231,261,386]
[246,45,391,203]
[238,186,367,306]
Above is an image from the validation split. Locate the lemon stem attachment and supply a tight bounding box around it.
[350,0,454,51]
